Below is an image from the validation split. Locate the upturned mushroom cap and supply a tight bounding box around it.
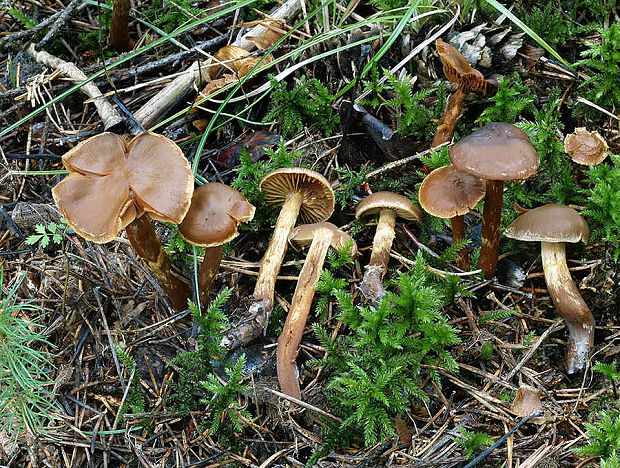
[52,132,193,243]
[289,222,357,257]
[259,168,335,224]
[418,165,485,218]
[436,38,495,95]
[355,192,422,221]
[178,183,255,247]
[504,204,589,244]
[564,127,608,165]
[450,123,539,181]
[511,385,543,418]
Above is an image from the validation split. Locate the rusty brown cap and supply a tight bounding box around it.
[504,204,589,244]
[564,127,608,165]
[436,38,495,95]
[418,165,485,218]
[52,132,193,244]
[259,167,335,223]
[178,183,255,247]
[355,191,422,221]
[288,222,357,258]
[511,385,543,418]
[450,123,539,181]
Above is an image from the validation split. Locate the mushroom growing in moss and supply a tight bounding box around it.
[564,127,608,166]
[504,204,594,373]
[52,132,193,311]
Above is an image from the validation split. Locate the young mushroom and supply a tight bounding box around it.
[178,183,255,308]
[220,168,335,349]
[52,132,193,311]
[418,165,485,271]
[450,123,539,279]
[564,127,609,165]
[504,204,593,373]
[278,222,357,399]
[432,38,497,148]
[355,192,422,305]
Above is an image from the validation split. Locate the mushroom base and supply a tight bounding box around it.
[541,241,595,374]
[360,265,387,306]
[220,299,271,350]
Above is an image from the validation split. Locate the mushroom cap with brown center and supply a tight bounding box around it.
[289,222,357,257]
[178,183,255,247]
[52,132,193,244]
[564,127,608,165]
[504,204,589,244]
[259,167,335,223]
[450,122,540,181]
[355,192,422,221]
[436,38,495,95]
[418,165,485,218]
[511,385,543,418]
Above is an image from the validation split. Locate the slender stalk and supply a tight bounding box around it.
[110,0,132,51]
[360,209,396,305]
[478,179,504,279]
[432,87,467,148]
[277,228,332,399]
[197,245,224,308]
[451,215,469,271]
[541,242,595,373]
[125,215,190,312]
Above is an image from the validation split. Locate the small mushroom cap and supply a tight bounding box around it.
[564,127,608,165]
[450,123,539,181]
[178,183,255,247]
[259,167,335,223]
[288,222,357,257]
[436,38,494,95]
[504,204,589,244]
[418,165,485,218]
[355,192,422,221]
[511,385,543,418]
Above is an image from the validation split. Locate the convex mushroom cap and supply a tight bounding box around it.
[564,127,608,165]
[259,167,335,223]
[355,192,422,221]
[52,132,193,243]
[504,204,589,244]
[178,183,255,247]
[289,222,357,256]
[418,165,485,218]
[450,123,539,181]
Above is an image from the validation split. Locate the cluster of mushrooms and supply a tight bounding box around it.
[50,40,607,401]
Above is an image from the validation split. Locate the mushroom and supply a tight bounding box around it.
[52,132,193,311]
[504,204,594,373]
[278,222,357,399]
[511,385,544,419]
[221,168,335,349]
[564,127,609,165]
[450,123,539,279]
[110,0,134,51]
[178,183,255,308]
[418,165,485,270]
[355,192,422,305]
[432,38,497,148]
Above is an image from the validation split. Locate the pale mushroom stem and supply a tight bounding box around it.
[252,193,303,314]
[360,209,396,305]
[450,215,469,271]
[432,88,467,148]
[277,228,333,399]
[541,241,595,373]
[125,215,190,312]
[197,245,224,308]
[479,179,504,279]
[110,0,132,51]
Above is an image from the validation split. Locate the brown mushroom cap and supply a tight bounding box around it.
[289,222,357,257]
[52,132,193,243]
[178,183,255,247]
[564,127,608,165]
[450,123,539,181]
[511,385,543,418]
[504,204,589,244]
[418,165,485,218]
[259,167,335,223]
[355,191,422,221]
[436,38,494,95]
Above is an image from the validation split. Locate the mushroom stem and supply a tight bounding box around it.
[360,209,396,304]
[541,241,594,373]
[432,88,467,148]
[125,215,190,312]
[110,0,132,51]
[197,245,224,308]
[253,193,303,313]
[277,228,333,399]
[451,215,469,271]
[478,179,504,279]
